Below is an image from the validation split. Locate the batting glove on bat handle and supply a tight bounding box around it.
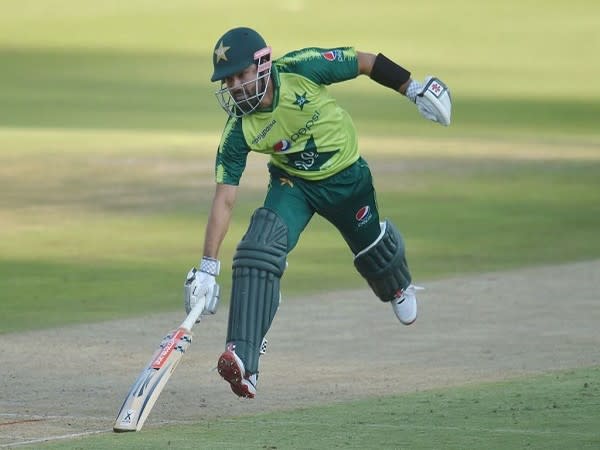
[184,257,221,319]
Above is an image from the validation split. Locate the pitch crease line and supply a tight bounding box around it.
[0,429,112,448]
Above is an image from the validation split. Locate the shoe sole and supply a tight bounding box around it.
[217,351,256,399]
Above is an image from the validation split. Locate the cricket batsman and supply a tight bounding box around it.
[184,27,452,398]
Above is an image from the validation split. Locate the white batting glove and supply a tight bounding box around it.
[184,257,221,319]
[406,76,452,126]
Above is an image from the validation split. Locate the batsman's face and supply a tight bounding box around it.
[225,64,258,99]
[215,58,272,118]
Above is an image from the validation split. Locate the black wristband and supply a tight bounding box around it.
[369,53,411,91]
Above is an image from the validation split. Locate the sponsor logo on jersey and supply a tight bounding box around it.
[322,50,342,62]
[279,177,294,187]
[252,119,277,145]
[355,205,373,227]
[273,139,291,152]
[290,110,320,142]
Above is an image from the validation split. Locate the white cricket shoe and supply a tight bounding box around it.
[391,285,423,325]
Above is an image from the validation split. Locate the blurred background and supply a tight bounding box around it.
[1,0,599,332]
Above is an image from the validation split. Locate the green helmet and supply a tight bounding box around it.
[210,27,268,82]
[211,27,273,117]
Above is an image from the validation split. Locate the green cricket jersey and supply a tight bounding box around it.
[215,47,360,185]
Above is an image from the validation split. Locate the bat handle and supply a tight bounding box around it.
[181,295,206,331]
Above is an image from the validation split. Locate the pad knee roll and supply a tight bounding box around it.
[353,220,412,302]
[227,208,287,373]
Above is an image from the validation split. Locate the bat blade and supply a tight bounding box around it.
[113,296,205,432]
[113,328,192,432]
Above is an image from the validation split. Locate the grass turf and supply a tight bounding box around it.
[41,366,600,449]
[2,130,599,333]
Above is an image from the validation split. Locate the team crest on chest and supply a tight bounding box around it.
[293,92,310,110]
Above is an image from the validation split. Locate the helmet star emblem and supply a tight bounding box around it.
[214,41,230,63]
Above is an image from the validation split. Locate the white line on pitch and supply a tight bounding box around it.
[0,413,112,421]
[0,429,112,448]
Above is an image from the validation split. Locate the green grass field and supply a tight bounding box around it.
[1,0,599,448]
[44,367,600,450]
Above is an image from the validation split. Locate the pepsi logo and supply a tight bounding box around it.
[355,206,370,221]
[273,139,291,152]
[321,50,341,62]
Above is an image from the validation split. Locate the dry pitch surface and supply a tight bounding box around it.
[1,260,599,447]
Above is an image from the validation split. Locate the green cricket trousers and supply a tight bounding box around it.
[264,157,381,255]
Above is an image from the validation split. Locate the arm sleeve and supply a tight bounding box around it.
[278,47,359,85]
[215,117,250,186]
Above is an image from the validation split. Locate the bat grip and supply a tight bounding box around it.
[181,295,206,331]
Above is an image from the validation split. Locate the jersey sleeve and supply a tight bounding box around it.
[215,117,250,185]
[276,47,359,85]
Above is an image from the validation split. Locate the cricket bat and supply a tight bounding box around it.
[113,295,206,432]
